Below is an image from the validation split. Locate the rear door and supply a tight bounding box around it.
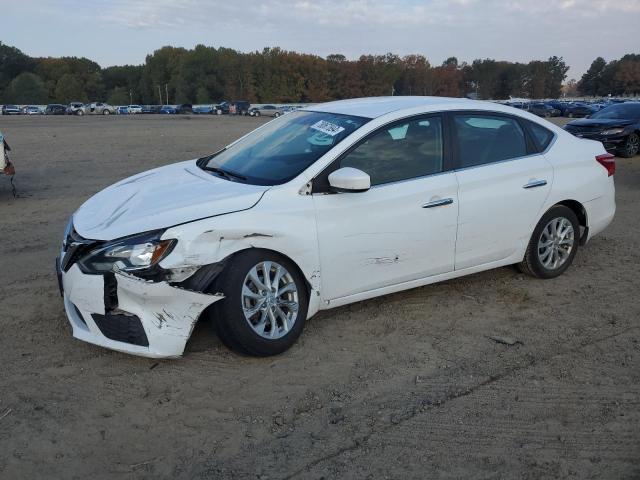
[452,112,553,270]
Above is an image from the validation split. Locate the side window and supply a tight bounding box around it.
[527,121,554,151]
[454,114,527,168]
[339,116,443,186]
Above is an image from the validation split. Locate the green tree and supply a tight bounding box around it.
[0,42,36,100]
[107,87,130,105]
[578,57,607,96]
[55,73,87,103]
[6,72,48,103]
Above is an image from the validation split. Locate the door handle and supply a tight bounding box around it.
[422,198,454,208]
[523,179,547,189]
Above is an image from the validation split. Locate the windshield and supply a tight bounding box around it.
[200,111,369,185]
[590,104,640,119]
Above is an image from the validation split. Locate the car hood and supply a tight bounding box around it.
[73,160,268,240]
[566,118,634,129]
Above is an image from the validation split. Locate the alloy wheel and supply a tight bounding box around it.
[241,261,299,339]
[537,217,575,270]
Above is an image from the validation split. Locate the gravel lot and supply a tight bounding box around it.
[0,114,638,479]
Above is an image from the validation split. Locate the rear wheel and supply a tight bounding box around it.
[208,250,308,356]
[616,133,639,158]
[103,109,110,115]
[567,112,573,118]
[518,205,580,279]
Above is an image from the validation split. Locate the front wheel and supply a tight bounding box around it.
[616,133,639,158]
[103,109,110,115]
[518,205,580,279]
[208,250,308,356]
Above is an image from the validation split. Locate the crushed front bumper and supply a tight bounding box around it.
[58,262,223,358]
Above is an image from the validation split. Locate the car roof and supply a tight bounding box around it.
[304,96,519,119]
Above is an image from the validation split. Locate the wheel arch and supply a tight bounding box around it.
[552,199,588,244]
[181,247,313,301]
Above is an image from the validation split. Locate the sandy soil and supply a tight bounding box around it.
[0,114,638,479]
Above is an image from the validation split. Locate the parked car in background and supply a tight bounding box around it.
[45,104,67,115]
[564,102,640,158]
[160,105,178,114]
[161,104,193,114]
[178,104,193,114]
[193,105,216,114]
[117,106,129,115]
[57,97,615,358]
[249,105,284,117]
[527,103,560,118]
[25,106,42,115]
[214,100,250,115]
[66,102,84,115]
[2,104,21,115]
[564,103,597,118]
[546,100,571,116]
[128,105,143,114]
[82,102,114,115]
[141,105,162,114]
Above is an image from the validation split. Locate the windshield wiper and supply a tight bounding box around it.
[201,165,247,182]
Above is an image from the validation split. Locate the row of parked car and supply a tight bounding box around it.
[1,100,302,117]
[503,99,633,118]
[1,102,119,115]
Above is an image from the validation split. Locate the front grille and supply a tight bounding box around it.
[91,313,149,347]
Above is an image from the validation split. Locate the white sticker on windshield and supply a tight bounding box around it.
[310,120,345,136]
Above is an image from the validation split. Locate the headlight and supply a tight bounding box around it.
[601,127,625,136]
[77,231,176,274]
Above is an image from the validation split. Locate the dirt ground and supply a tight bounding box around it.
[0,114,638,480]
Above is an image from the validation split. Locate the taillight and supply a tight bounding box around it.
[595,153,615,177]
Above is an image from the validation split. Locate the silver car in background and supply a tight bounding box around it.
[249,105,284,117]
[81,102,115,115]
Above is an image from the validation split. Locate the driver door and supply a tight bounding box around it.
[312,115,459,301]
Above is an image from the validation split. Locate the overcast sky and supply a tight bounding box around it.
[2,0,639,78]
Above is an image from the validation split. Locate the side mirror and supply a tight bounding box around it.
[328,167,371,193]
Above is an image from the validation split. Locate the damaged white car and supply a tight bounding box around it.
[57,97,615,358]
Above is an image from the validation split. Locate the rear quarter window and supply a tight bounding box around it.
[527,121,555,151]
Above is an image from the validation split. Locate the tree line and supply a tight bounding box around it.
[1,41,638,105]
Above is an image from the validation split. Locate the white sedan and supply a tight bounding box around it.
[57,97,615,358]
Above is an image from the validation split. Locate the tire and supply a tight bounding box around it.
[616,133,639,158]
[518,205,580,279]
[567,112,573,118]
[216,109,222,115]
[207,249,308,356]
[103,109,110,115]
[76,110,84,116]
[255,111,261,117]
[544,112,551,118]
[274,112,280,118]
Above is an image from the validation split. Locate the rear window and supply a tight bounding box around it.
[527,121,554,151]
[454,114,527,168]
